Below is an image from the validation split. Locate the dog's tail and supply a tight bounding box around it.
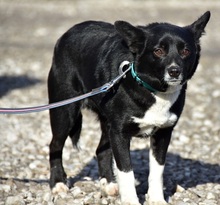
[69,113,83,150]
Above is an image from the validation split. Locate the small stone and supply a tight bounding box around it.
[101,198,109,205]
[73,199,83,205]
[72,186,83,198]
[206,192,216,200]
[173,192,182,198]
[43,192,52,202]
[93,191,101,199]
[188,191,199,200]
[214,184,220,190]
[199,199,218,205]
[23,191,33,200]
[179,134,190,143]
[83,193,94,204]
[212,90,220,98]
[83,176,93,181]
[193,190,206,198]
[54,198,67,205]
[192,111,205,119]
[0,184,11,192]
[183,198,190,202]
[5,196,25,205]
[176,184,185,193]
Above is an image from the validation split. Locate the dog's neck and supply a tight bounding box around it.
[130,62,158,93]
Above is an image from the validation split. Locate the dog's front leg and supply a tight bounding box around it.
[110,131,140,205]
[146,128,172,205]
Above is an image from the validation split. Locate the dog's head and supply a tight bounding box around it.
[115,11,210,92]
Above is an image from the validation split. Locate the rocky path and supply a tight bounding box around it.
[0,1,220,204]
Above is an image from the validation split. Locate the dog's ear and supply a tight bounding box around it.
[114,21,145,53]
[187,11,211,41]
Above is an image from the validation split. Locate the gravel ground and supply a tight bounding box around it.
[0,1,220,204]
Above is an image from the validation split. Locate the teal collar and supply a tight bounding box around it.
[130,63,157,93]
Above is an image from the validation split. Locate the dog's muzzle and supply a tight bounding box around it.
[165,66,183,86]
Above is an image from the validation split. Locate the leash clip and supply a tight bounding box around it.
[119,61,130,77]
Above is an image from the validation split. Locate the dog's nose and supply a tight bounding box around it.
[168,67,181,78]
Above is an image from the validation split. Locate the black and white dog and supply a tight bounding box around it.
[48,11,210,205]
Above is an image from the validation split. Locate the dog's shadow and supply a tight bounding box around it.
[69,149,220,199]
[1,148,219,203]
[0,75,41,97]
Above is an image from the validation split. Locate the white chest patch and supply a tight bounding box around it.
[133,88,181,136]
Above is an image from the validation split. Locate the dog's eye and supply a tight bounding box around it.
[153,48,166,57]
[180,48,190,57]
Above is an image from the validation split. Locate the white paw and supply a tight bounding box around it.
[100,178,119,196]
[145,194,168,205]
[52,182,69,195]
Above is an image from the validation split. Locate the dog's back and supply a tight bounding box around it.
[48,21,126,97]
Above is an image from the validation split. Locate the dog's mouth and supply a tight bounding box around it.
[164,71,183,86]
[166,79,182,86]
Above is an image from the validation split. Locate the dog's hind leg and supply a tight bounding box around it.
[49,102,82,194]
[96,119,119,196]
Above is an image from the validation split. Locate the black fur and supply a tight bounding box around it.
[48,11,210,203]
